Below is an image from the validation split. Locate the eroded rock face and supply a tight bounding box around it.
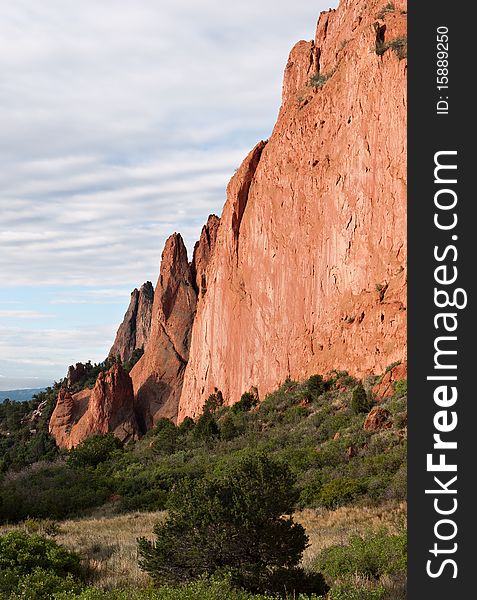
[372,362,407,401]
[49,364,139,449]
[67,363,87,388]
[49,0,407,440]
[191,215,220,298]
[363,406,392,431]
[178,0,407,420]
[130,234,197,429]
[109,282,154,363]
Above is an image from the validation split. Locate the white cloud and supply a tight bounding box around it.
[0,324,118,380]
[0,310,50,319]
[0,0,336,383]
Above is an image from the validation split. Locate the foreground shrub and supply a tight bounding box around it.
[53,575,327,599]
[0,531,82,598]
[138,453,326,596]
[323,582,386,600]
[315,529,407,580]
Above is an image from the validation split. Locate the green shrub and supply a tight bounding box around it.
[6,568,82,599]
[298,474,323,508]
[324,583,386,600]
[0,531,83,598]
[123,348,145,373]
[68,434,123,468]
[393,379,407,398]
[376,36,407,60]
[376,2,395,20]
[203,392,224,414]
[0,531,81,577]
[220,414,239,441]
[306,374,326,397]
[309,69,336,89]
[315,529,407,580]
[138,453,318,595]
[231,392,258,414]
[53,574,326,598]
[351,383,371,415]
[319,477,366,509]
[193,412,219,442]
[151,419,178,455]
[0,462,112,523]
[284,405,309,424]
[178,417,195,434]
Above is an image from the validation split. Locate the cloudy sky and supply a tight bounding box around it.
[0,0,336,390]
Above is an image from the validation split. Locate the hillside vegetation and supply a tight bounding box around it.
[0,369,407,599]
[0,371,406,522]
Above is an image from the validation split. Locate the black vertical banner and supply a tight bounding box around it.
[408,1,474,598]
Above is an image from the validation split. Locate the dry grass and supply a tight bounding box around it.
[1,502,406,590]
[1,507,165,590]
[296,502,407,569]
[58,510,166,589]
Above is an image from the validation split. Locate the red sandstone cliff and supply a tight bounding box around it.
[129,234,197,429]
[49,363,139,449]
[109,281,154,363]
[50,0,407,441]
[178,0,407,419]
[129,217,220,429]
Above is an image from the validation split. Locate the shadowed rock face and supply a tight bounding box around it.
[177,0,407,420]
[129,234,198,429]
[109,282,154,363]
[49,364,139,449]
[67,363,87,388]
[191,215,220,298]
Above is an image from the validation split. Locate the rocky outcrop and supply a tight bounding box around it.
[109,282,154,363]
[49,0,407,441]
[49,387,89,448]
[191,215,220,297]
[177,0,407,420]
[67,363,88,388]
[372,362,407,401]
[130,234,197,429]
[363,406,392,431]
[49,364,139,449]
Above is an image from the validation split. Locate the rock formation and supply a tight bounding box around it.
[49,0,407,443]
[109,281,154,363]
[67,363,88,388]
[363,406,392,431]
[178,0,407,419]
[372,362,407,401]
[129,234,197,430]
[191,215,220,297]
[49,364,139,449]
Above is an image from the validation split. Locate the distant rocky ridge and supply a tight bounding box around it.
[49,0,407,448]
[108,282,154,363]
